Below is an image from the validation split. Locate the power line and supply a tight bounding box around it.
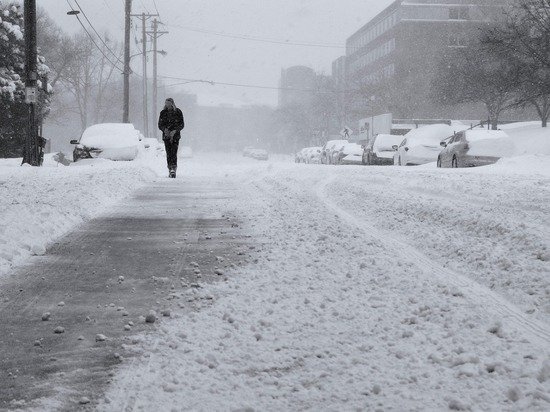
[159,75,354,93]
[152,0,160,16]
[72,0,124,66]
[161,23,345,49]
[65,0,124,72]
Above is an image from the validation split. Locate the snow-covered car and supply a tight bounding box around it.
[364,134,404,165]
[393,124,461,166]
[181,146,193,158]
[335,143,364,165]
[71,123,141,162]
[295,148,308,163]
[250,149,269,161]
[321,140,348,164]
[437,129,512,168]
[243,146,254,157]
[306,147,322,164]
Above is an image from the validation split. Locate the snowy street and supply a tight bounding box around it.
[1,154,549,410]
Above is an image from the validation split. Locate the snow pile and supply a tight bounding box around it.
[0,151,163,277]
[502,123,550,156]
[100,156,550,411]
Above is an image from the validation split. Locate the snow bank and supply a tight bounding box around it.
[0,150,163,277]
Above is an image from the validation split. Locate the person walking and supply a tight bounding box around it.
[158,98,185,178]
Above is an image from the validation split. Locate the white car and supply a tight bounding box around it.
[307,147,322,164]
[337,143,364,165]
[71,123,141,162]
[295,148,308,163]
[250,149,269,160]
[393,124,465,166]
[364,134,405,165]
[321,140,348,164]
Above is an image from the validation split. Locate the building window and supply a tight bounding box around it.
[449,7,469,20]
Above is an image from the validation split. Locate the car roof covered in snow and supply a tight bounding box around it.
[80,123,140,149]
[404,124,465,146]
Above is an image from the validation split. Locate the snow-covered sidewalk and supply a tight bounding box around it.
[100,155,550,411]
[0,151,161,278]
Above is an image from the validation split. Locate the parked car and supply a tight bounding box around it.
[336,143,364,165]
[295,148,308,163]
[437,129,512,168]
[307,147,322,164]
[243,146,254,157]
[364,134,404,165]
[321,140,348,164]
[71,123,141,162]
[250,149,269,160]
[393,124,462,166]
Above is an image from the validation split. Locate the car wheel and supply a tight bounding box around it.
[452,156,458,168]
[437,157,441,168]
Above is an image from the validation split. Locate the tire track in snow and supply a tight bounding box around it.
[315,176,550,347]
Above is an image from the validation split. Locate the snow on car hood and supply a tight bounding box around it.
[80,123,140,149]
[342,143,363,155]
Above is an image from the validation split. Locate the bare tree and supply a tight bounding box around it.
[432,41,521,130]
[483,0,550,126]
[61,31,123,131]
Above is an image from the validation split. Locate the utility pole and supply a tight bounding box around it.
[123,0,131,123]
[141,12,148,137]
[22,0,39,166]
[147,19,168,141]
[131,12,157,137]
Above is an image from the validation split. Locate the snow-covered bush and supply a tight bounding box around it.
[0,2,52,157]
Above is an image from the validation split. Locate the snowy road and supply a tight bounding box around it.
[99,155,550,411]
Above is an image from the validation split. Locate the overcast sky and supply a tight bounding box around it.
[40,0,393,107]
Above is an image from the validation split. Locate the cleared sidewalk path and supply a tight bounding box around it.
[0,177,246,410]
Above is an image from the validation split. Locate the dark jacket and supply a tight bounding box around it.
[158,107,185,141]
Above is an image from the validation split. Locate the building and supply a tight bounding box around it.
[278,66,316,108]
[331,56,347,90]
[344,0,510,120]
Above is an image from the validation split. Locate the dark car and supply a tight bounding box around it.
[437,129,512,168]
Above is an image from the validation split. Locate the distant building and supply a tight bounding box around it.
[331,56,347,90]
[344,0,510,120]
[278,66,316,108]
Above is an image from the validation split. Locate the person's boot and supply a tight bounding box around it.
[169,166,176,178]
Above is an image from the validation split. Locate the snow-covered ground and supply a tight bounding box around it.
[98,152,550,411]
[0,147,164,278]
